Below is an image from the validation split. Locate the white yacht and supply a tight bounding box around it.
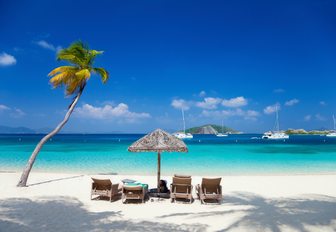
[216,120,228,137]
[262,105,289,140]
[174,132,193,139]
[216,133,228,137]
[173,108,193,139]
[325,132,336,137]
[262,131,289,140]
[326,115,336,137]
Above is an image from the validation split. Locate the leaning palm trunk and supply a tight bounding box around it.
[17,86,85,187]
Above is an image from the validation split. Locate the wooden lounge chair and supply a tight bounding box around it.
[91,178,121,202]
[122,185,147,203]
[196,177,222,204]
[174,174,191,178]
[170,176,193,203]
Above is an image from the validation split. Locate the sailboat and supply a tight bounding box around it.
[262,105,289,140]
[216,120,228,137]
[173,108,193,139]
[326,115,336,137]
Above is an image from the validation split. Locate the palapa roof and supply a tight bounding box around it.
[128,129,188,153]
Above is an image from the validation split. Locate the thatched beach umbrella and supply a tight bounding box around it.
[128,129,188,192]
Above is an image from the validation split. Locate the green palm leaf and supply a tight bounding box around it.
[49,41,110,95]
[93,67,109,83]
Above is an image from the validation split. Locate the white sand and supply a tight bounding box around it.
[0,172,336,232]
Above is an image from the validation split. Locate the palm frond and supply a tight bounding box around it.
[57,41,88,67]
[93,67,109,83]
[49,71,76,88]
[90,50,103,56]
[75,69,91,80]
[48,66,78,76]
[65,78,83,95]
[50,41,109,96]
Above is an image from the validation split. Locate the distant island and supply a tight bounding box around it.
[184,124,238,134]
[0,125,36,134]
[0,125,60,134]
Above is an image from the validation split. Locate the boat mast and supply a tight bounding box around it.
[275,105,280,132]
[221,120,224,133]
[181,108,186,133]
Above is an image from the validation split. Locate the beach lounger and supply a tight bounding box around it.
[91,178,121,202]
[122,184,147,203]
[170,176,193,203]
[174,174,191,178]
[196,177,222,204]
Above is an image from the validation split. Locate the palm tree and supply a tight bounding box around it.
[17,41,109,187]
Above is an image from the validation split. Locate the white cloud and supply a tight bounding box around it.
[75,103,150,122]
[10,108,26,118]
[0,104,10,111]
[0,104,25,118]
[0,52,16,66]
[264,103,280,114]
[171,99,190,110]
[285,98,299,106]
[36,40,62,52]
[202,108,260,120]
[304,115,312,121]
[246,110,260,118]
[315,114,326,121]
[222,96,248,108]
[199,91,206,97]
[273,88,285,93]
[196,97,222,110]
[320,101,326,106]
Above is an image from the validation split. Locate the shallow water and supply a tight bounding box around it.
[0,134,336,175]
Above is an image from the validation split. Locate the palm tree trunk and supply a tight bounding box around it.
[17,86,85,187]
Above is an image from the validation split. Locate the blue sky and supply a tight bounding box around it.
[0,0,336,133]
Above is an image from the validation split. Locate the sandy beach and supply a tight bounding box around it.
[0,172,335,232]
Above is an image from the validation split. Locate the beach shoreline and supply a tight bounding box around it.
[2,169,336,176]
[1,172,336,231]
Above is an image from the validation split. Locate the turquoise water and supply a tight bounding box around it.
[1,134,336,175]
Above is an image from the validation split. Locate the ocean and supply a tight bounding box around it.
[1,134,336,176]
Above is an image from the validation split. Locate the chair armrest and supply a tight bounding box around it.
[218,185,222,195]
[112,183,120,193]
[170,184,175,193]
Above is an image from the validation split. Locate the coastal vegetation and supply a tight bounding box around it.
[285,129,331,135]
[17,41,109,187]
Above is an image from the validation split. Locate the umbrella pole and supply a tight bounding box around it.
[157,152,161,193]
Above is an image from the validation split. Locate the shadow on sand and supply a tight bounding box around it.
[27,175,85,187]
[0,197,207,232]
[158,192,336,232]
[1,192,336,231]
